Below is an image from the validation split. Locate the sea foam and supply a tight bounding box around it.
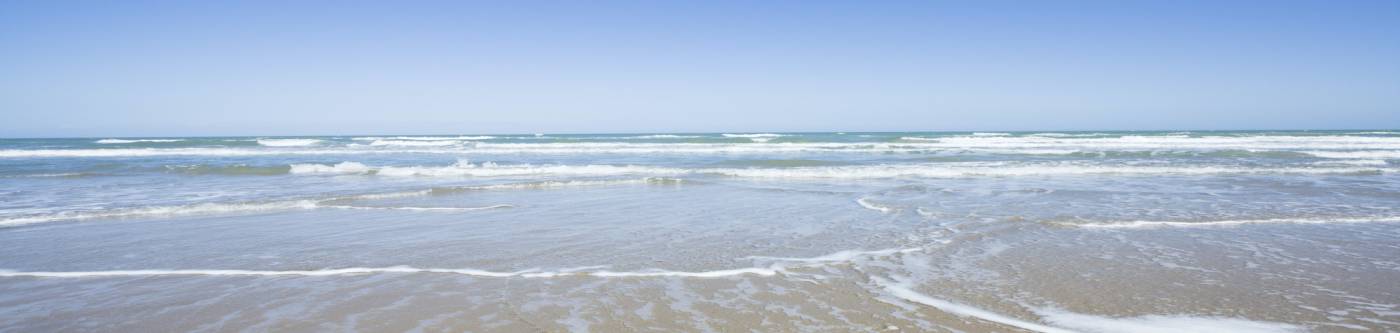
[256,139,322,147]
[1061,216,1400,229]
[285,161,1389,179]
[95,139,184,144]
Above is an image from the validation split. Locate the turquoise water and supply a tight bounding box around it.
[1,131,1398,331]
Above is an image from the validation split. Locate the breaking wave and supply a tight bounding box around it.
[353,136,495,141]
[95,139,184,144]
[283,161,1390,179]
[288,162,373,174]
[367,140,467,147]
[256,139,322,147]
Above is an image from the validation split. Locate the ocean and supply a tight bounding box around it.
[1,131,1397,332]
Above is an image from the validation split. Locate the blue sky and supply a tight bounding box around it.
[2,1,1398,137]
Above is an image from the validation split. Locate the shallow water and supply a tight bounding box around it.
[1,131,1398,332]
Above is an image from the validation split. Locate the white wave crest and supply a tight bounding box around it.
[368,140,465,147]
[856,197,897,213]
[95,139,184,144]
[321,204,514,212]
[463,177,685,190]
[354,136,494,141]
[0,246,930,280]
[1302,150,1400,159]
[0,266,779,279]
[256,139,322,147]
[746,247,921,264]
[287,161,1388,179]
[0,200,321,227]
[705,164,1386,179]
[371,160,685,177]
[288,162,372,174]
[1062,216,1400,229]
[624,134,702,139]
[721,133,785,138]
[1311,159,1388,166]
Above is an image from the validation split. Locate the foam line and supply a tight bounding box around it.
[0,266,777,279]
[256,139,322,147]
[1062,216,1400,229]
[1034,307,1304,333]
[874,277,1077,333]
[0,178,682,227]
[286,161,1390,179]
[320,204,514,211]
[856,197,897,213]
[95,139,184,144]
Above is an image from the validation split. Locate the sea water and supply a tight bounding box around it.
[1,131,1397,332]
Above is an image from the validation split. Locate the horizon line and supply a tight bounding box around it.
[2,128,1397,140]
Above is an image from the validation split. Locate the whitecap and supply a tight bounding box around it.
[367,139,463,147]
[284,161,1388,179]
[1302,150,1400,159]
[354,136,494,141]
[320,204,514,211]
[256,139,322,147]
[721,133,785,138]
[95,139,184,144]
[288,162,372,174]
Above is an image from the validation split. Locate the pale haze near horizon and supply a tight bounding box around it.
[1,1,1398,138]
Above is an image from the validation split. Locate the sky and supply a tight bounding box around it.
[1,1,1398,137]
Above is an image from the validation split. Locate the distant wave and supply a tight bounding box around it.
[721,133,785,138]
[288,162,373,174]
[0,148,464,158]
[353,136,495,141]
[1026,133,1111,138]
[256,139,322,147]
[1311,159,1389,166]
[284,161,1388,179]
[1302,150,1400,159]
[722,133,785,142]
[95,139,184,144]
[367,139,465,147]
[623,134,703,139]
[7,135,1400,157]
